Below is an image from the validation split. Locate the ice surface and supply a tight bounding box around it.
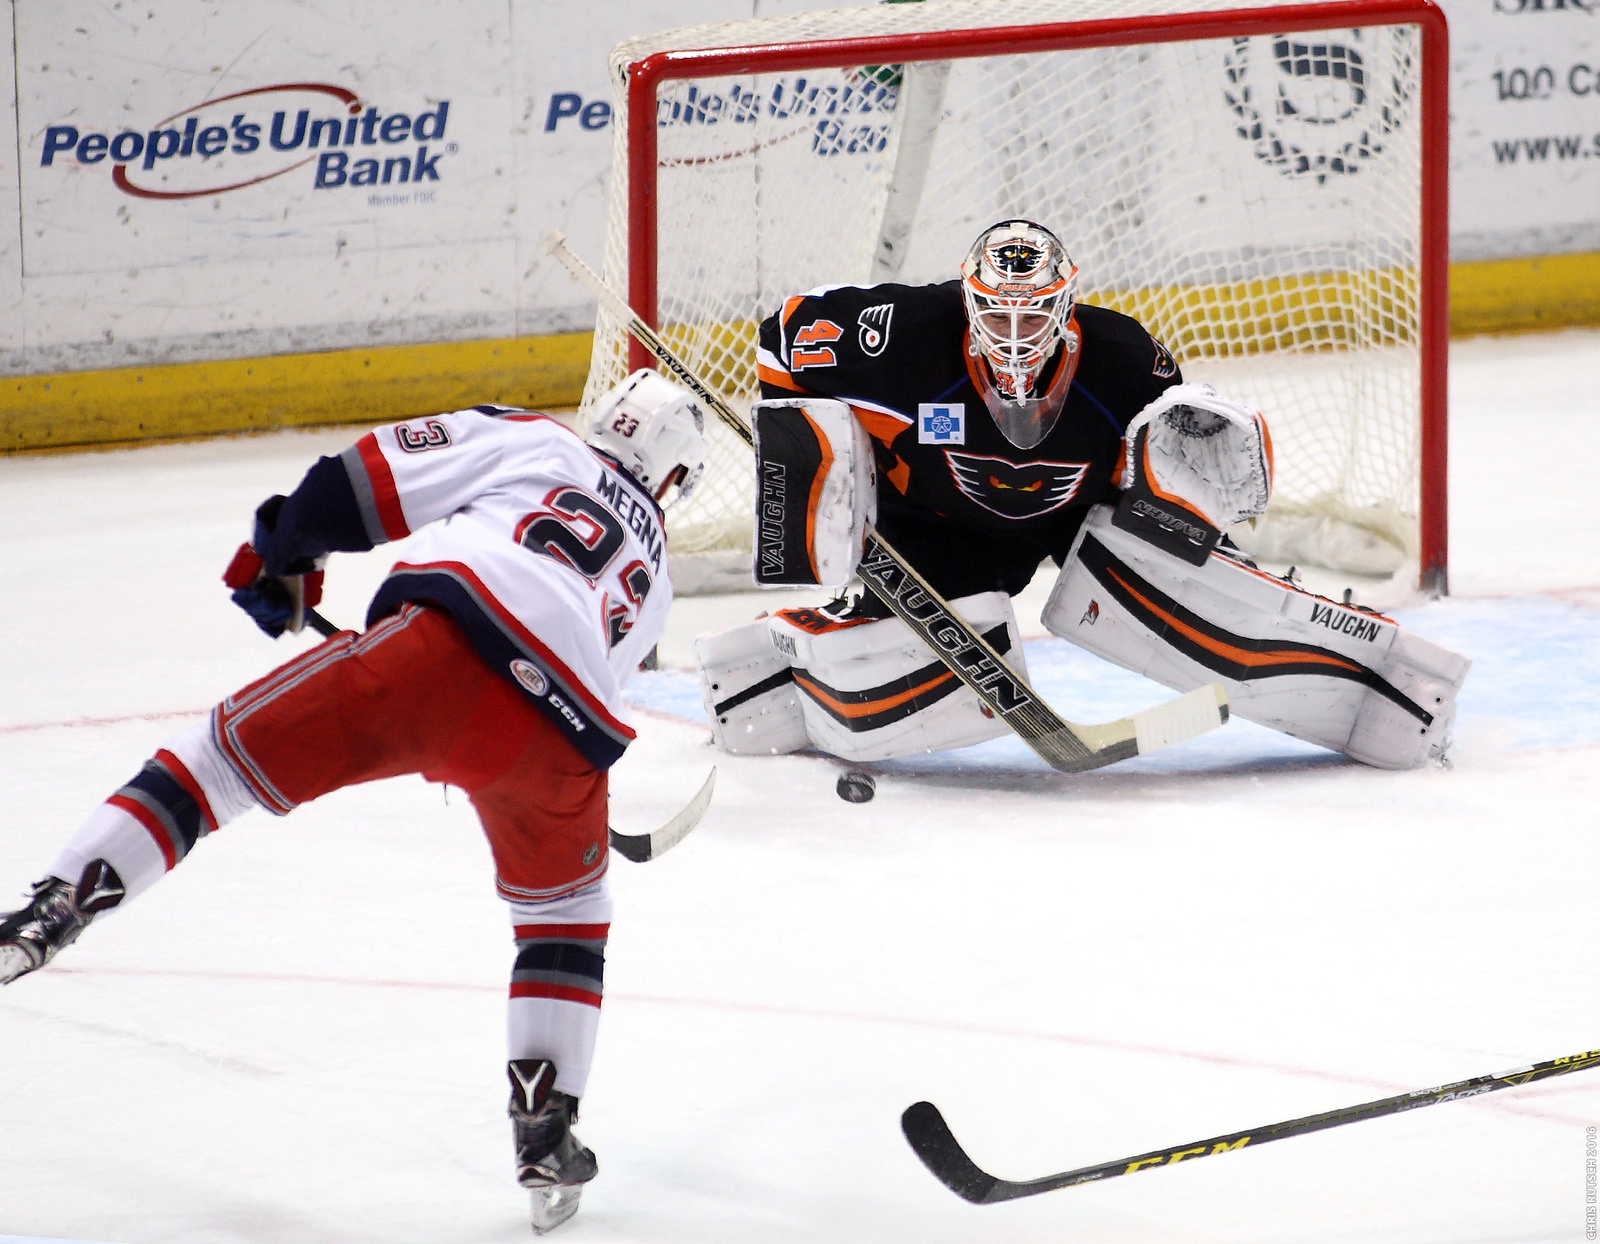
[2,330,1599,1243]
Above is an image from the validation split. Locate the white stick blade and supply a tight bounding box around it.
[650,766,717,856]
[610,767,717,863]
[1132,684,1228,755]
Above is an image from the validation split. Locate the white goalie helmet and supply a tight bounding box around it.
[588,369,709,502]
[961,220,1080,447]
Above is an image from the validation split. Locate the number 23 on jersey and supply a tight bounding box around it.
[515,485,654,648]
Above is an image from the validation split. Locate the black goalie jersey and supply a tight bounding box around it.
[757,279,1183,599]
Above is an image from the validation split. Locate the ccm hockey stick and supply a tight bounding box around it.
[541,231,1228,773]
[608,766,716,863]
[902,1046,1600,1204]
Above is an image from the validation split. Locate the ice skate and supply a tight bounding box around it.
[509,1059,598,1234]
[0,860,124,984]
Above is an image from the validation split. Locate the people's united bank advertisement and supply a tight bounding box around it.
[2,0,1598,380]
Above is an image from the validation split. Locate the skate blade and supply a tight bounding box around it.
[0,943,38,985]
[530,1183,584,1234]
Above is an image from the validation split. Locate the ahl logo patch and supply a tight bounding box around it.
[857,303,893,356]
[918,403,965,444]
[509,658,549,697]
[946,453,1089,519]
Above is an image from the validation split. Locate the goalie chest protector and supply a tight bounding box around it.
[758,281,1182,598]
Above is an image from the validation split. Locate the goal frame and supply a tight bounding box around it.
[619,0,1450,594]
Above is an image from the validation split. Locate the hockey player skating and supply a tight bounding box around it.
[698,220,1467,769]
[0,370,708,1234]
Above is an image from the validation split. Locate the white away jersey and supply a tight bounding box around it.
[344,408,671,770]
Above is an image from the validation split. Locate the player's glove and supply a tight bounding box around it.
[222,495,326,638]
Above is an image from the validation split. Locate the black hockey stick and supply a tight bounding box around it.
[304,608,339,638]
[902,1046,1600,1204]
[608,767,716,863]
[540,232,1228,773]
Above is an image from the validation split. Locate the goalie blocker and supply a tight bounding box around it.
[1045,507,1468,769]
[751,398,876,590]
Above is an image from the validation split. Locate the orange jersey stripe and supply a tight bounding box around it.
[885,456,911,494]
[848,404,907,449]
[757,361,809,393]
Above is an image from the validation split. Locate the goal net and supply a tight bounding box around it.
[582,0,1448,594]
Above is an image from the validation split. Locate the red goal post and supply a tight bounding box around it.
[590,0,1450,594]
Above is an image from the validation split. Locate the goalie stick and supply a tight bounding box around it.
[608,766,716,863]
[902,1045,1600,1204]
[540,231,1228,773]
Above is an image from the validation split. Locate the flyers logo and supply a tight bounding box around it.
[857,303,893,356]
[791,319,843,370]
[946,453,1089,519]
[1151,336,1178,379]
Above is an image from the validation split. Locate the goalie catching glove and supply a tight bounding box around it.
[1114,383,1273,565]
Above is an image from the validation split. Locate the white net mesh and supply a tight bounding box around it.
[585,0,1428,589]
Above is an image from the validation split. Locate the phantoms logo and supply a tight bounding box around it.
[1223,30,1413,183]
[945,453,1088,520]
[38,83,453,199]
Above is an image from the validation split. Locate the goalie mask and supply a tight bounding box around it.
[960,220,1081,449]
[588,369,709,502]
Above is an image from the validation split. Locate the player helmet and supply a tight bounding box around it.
[588,369,709,502]
[961,220,1080,447]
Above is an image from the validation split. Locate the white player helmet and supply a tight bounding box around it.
[588,369,708,501]
[961,220,1080,444]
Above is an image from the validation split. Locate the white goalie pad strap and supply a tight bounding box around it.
[1123,383,1273,530]
[751,398,877,590]
[768,591,1026,762]
[695,617,809,756]
[1042,507,1470,769]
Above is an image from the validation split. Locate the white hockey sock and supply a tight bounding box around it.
[506,876,612,1099]
[48,717,267,902]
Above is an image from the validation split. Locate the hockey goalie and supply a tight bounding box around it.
[695,220,1468,770]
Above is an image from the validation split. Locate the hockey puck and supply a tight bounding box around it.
[836,770,876,803]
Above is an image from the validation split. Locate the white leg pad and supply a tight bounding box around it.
[696,616,810,755]
[770,592,1026,762]
[1043,507,1469,769]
